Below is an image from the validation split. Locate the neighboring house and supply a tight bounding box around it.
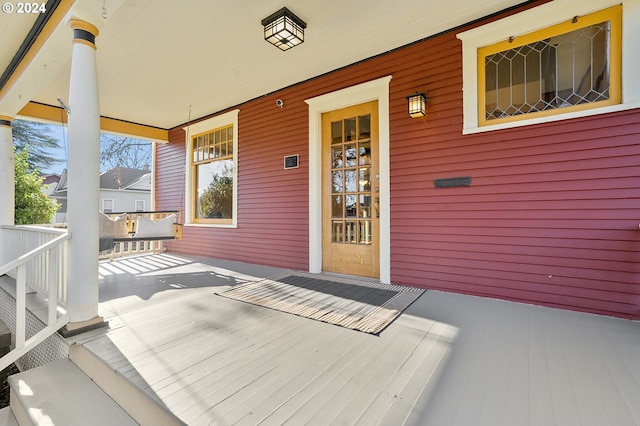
[50,167,151,222]
[98,166,151,213]
[40,173,60,196]
[48,170,67,223]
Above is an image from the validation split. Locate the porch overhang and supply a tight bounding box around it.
[0,0,534,130]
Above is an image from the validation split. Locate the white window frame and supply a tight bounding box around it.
[102,199,114,213]
[135,200,145,211]
[306,76,392,284]
[183,109,239,228]
[457,0,640,134]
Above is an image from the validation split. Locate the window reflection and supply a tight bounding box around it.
[329,114,373,245]
[196,159,233,219]
[192,124,234,222]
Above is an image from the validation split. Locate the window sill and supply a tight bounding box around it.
[462,101,640,135]
[184,223,237,229]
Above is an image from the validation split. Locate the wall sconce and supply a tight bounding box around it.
[406,92,427,118]
[261,7,307,51]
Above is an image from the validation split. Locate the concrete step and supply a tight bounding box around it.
[8,358,137,426]
[0,406,19,425]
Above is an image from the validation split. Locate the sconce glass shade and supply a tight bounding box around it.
[261,7,307,51]
[407,92,427,118]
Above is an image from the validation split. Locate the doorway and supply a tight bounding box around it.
[321,101,379,278]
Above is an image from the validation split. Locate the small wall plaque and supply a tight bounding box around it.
[284,154,299,169]
[434,176,471,188]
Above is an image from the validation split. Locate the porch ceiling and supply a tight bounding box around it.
[1,0,527,132]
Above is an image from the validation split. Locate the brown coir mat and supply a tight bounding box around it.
[216,271,424,335]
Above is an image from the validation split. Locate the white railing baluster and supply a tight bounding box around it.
[47,249,57,326]
[16,264,26,350]
[0,226,71,372]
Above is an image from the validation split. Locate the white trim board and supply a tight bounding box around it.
[305,76,392,284]
[182,109,239,227]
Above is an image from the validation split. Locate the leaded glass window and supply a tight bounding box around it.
[478,6,621,125]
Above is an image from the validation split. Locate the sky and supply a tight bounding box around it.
[41,123,69,175]
[26,121,152,176]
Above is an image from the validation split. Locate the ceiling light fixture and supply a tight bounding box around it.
[261,7,306,51]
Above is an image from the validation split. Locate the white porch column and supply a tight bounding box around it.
[0,116,14,265]
[63,19,105,334]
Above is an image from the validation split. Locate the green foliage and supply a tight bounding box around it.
[199,175,233,219]
[14,149,59,225]
[12,119,62,171]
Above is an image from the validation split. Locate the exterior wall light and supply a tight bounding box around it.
[261,7,307,51]
[407,92,427,118]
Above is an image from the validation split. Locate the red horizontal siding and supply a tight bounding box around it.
[156,0,640,319]
[387,31,640,319]
[157,95,310,270]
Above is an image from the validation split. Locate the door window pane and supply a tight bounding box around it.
[332,121,343,144]
[332,221,344,243]
[359,195,371,218]
[332,146,343,168]
[345,118,356,141]
[345,221,356,244]
[345,144,357,167]
[332,171,343,193]
[331,195,343,218]
[345,195,357,217]
[359,220,371,244]
[359,115,370,139]
[345,170,357,193]
[329,114,374,246]
[359,168,370,192]
[359,142,371,165]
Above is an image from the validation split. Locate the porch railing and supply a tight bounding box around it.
[0,226,70,371]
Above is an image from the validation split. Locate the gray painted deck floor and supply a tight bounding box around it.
[81,253,639,425]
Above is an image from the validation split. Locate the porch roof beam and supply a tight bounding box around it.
[18,101,169,142]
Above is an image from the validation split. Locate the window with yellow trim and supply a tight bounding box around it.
[478,5,621,126]
[192,124,234,223]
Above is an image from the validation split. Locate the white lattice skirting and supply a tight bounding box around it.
[0,286,69,371]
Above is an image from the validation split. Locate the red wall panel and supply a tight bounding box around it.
[156,2,640,319]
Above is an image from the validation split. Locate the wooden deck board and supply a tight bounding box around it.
[190,328,359,424]
[232,330,371,425]
[562,318,611,426]
[285,335,405,424]
[174,320,339,421]
[502,307,530,425]
[84,254,640,426]
[582,322,640,425]
[361,321,456,425]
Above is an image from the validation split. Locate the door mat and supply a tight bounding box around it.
[216,271,424,334]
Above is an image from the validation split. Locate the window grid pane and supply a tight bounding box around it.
[330,115,372,245]
[192,124,234,221]
[484,21,611,121]
[192,125,234,165]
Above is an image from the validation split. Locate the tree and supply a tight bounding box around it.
[14,149,59,224]
[12,119,63,171]
[199,175,233,218]
[100,134,152,171]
